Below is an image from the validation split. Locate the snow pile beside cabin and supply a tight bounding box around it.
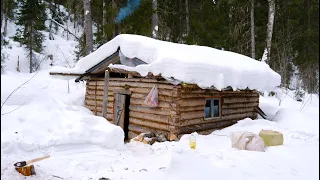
[50,34,281,92]
[1,71,124,154]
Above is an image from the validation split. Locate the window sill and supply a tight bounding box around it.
[204,117,221,121]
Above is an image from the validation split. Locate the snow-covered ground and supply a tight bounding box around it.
[1,11,319,180]
[1,69,319,180]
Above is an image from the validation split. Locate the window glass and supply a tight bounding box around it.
[213,99,220,117]
[205,99,212,118]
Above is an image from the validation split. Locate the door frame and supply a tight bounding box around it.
[113,89,131,140]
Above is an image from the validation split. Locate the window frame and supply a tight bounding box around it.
[204,98,221,120]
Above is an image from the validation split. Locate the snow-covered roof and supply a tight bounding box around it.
[50,34,281,91]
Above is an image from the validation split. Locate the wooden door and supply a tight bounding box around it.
[113,94,126,130]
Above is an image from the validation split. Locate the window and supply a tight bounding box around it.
[204,98,220,119]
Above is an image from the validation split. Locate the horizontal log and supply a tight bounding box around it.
[221,93,259,97]
[222,107,255,116]
[177,106,203,112]
[86,90,104,96]
[222,102,259,109]
[87,85,104,91]
[92,112,102,117]
[222,111,256,120]
[107,108,113,114]
[108,81,174,90]
[181,93,221,98]
[129,105,171,116]
[181,89,254,94]
[180,112,256,127]
[130,118,168,131]
[86,105,103,112]
[109,87,175,97]
[85,95,113,102]
[106,118,113,122]
[181,111,205,120]
[49,72,84,76]
[87,86,176,97]
[180,120,236,134]
[181,93,259,98]
[130,111,169,124]
[85,100,103,107]
[106,114,113,120]
[86,94,103,100]
[223,98,259,104]
[131,93,173,102]
[179,98,205,107]
[130,98,174,109]
[87,81,105,86]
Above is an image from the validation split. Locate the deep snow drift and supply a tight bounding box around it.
[50,34,281,91]
[1,70,318,180]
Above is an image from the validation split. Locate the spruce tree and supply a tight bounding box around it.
[13,0,47,73]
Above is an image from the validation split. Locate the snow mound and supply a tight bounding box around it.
[51,34,281,92]
[1,71,124,154]
[273,108,319,135]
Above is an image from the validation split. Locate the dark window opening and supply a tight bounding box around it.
[204,98,220,119]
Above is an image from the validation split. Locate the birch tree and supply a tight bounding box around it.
[102,0,107,38]
[185,0,190,37]
[83,0,93,55]
[261,0,275,63]
[250,0,255,59]
[152,0,158,39]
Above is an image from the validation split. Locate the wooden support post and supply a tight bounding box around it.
[102,70,110,118]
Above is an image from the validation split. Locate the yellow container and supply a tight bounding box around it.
[189,134,196,150]
[259,129,284,146]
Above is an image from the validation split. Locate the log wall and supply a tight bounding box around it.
[85,77,259,140]
[85,77,178,139]
[178,87,259,136]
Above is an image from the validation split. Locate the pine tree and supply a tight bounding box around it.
[48,0,66,40]
[13,0,47,73]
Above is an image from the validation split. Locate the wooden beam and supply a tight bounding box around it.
[102,70,110,118]
[49,72,83,76]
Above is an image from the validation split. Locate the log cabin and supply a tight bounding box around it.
[50,34,280,140]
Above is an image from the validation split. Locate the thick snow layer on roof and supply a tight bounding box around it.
[50,34,281,91]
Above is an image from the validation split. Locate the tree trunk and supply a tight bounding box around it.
[103,0,107,38]
[83,0,93,55]
[1,0,4,31]
[29,26,33,73]
[262,0,275,63]
[48,0,54,40]
[112,0,118,37]
[250,0,255,59]
[66,0,72,40]
[185,0,189,37]
[151,0,158,39]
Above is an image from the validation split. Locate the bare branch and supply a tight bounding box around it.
[1,102,26,115]
[48,18,80,40]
